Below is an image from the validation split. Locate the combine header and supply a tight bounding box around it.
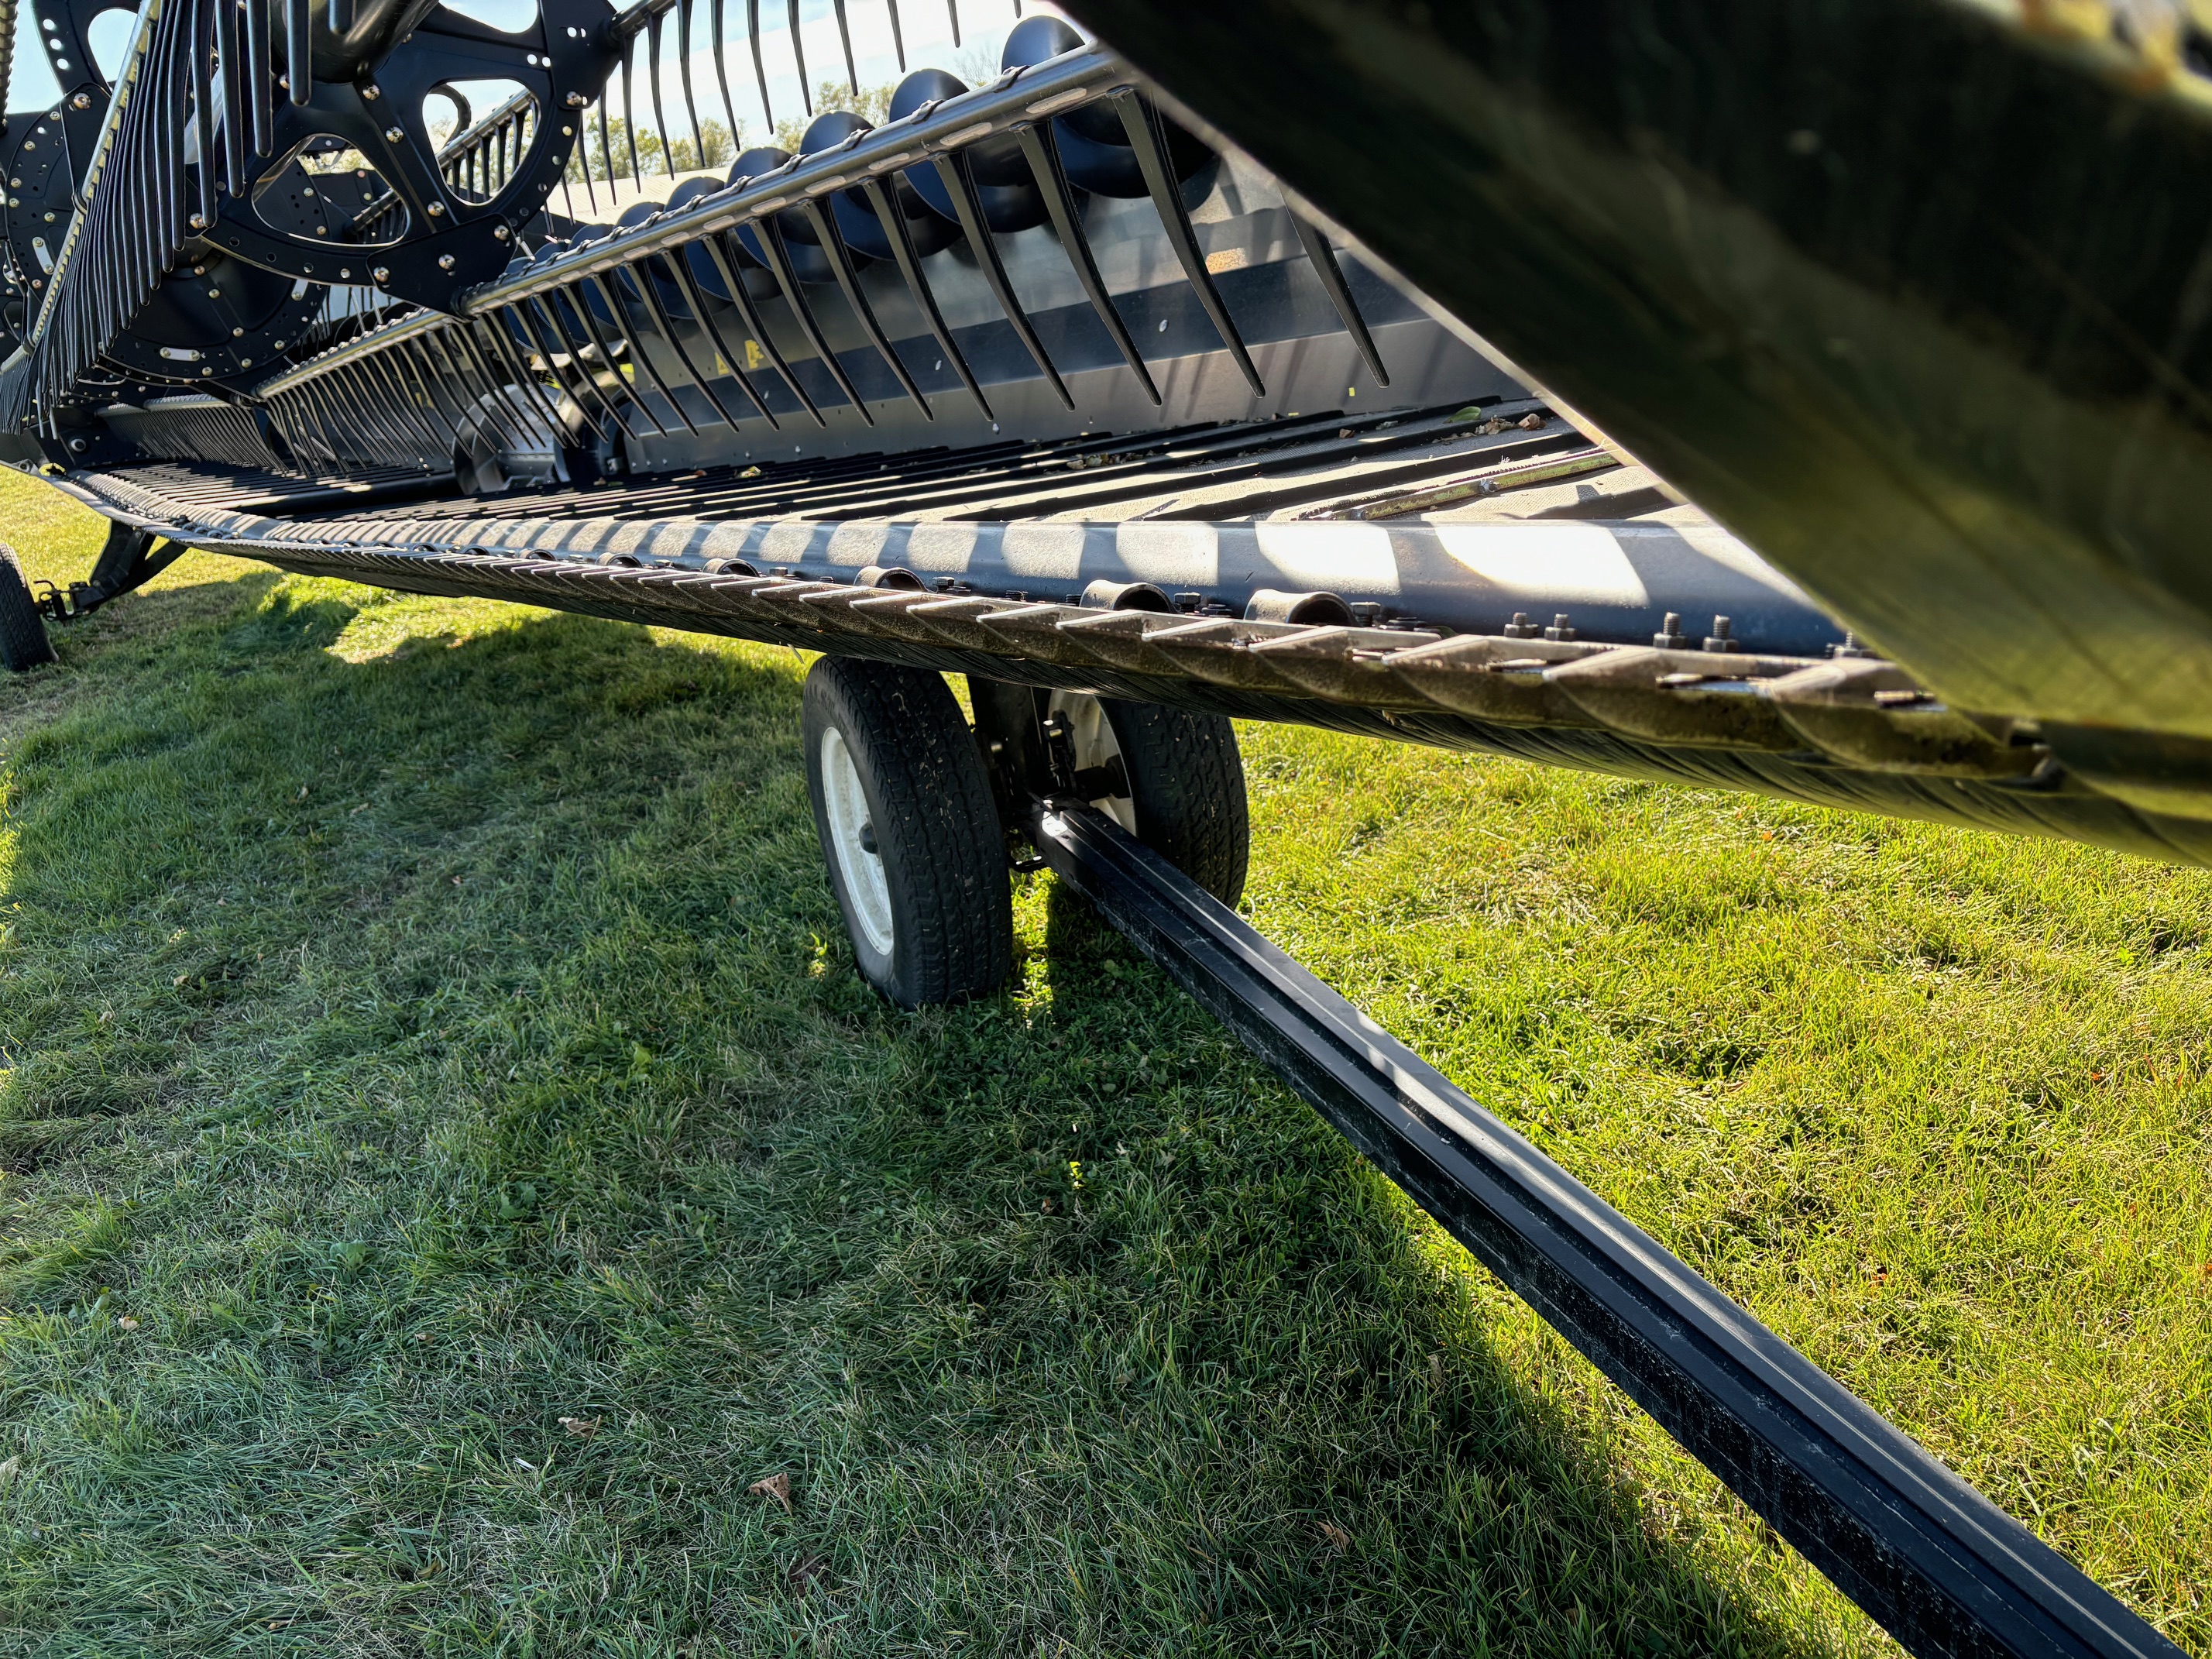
[0,0,2196,1651]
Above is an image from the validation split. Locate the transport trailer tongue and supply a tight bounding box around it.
[0,0,2195,1652]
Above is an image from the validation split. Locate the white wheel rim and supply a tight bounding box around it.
[820,726,895,957]
[1048,691,1138,833]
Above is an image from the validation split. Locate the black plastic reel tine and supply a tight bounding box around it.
[371,352,442,452]
[462,320,538,443]
[630,256,742,428]
[286,0,311,104]
[656,248,778,426]
[946,0,958,47]
[754,215,871,423]
[246,0,273,156]
[429,329,524,449]
[551,281,651,438]
[929,150,1071,408]
[192,0,218,228]
[394,342,465,445]
[647,9,675,176]
[510,299,606,443]
[786,0,809,116]
[598,91,617,187]
[709,0,739,148]
[620,41,644,185]
[469,315,560,441]
[744,0,771,131]
[1111,90,1263,397]
[331,0,351,37]
[218,0,247,194]
[587,270,699,434]
[531,293,642,444]
[857,177,988,418]
[797,199,929,417]
[885,0,905,71]
[677,0,706,165]
[1015,120,1157,404]
[702,229,823,425]
[317,366,386,462]
[832,0,856,94]
[1288,213,1389,387]
[422,328,511,448]
[576,275,687,436]
[339,362,408,463]
[487,308,587,441]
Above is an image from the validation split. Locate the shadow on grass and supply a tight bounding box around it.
[0,571,1853,1655]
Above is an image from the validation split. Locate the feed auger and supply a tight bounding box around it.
[0,0,2196,1653]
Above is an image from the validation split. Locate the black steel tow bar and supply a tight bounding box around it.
[1028,802,2179,1659]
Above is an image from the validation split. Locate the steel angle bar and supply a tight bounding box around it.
[1028,803,2182,1659]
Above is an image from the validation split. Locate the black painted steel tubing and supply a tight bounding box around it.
[1026,801,2182,1659]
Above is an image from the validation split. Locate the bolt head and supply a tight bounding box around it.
[69,93,89,110]
[373,266,390,283]
[426,201,443,216]
[492,224,509,240]
[438,253,455,270]
[362,83,380,99]
[383,126,404,143]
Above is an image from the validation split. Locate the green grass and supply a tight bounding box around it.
[0,468,2205,1657]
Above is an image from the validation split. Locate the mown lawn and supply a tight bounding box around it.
[0,469,2204,1657]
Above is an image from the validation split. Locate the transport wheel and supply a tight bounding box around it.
[1046,691,1250,906]
[0,545,55,672]
[803,657,1014,1008]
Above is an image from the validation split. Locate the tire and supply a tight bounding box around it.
[0,544,55,672]
[1047,691,1250,906]
[803,657,1014,1008]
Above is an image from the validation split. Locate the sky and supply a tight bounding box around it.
[9,0,1075,153]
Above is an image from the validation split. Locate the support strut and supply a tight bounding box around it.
[1026,801,2180,1659]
